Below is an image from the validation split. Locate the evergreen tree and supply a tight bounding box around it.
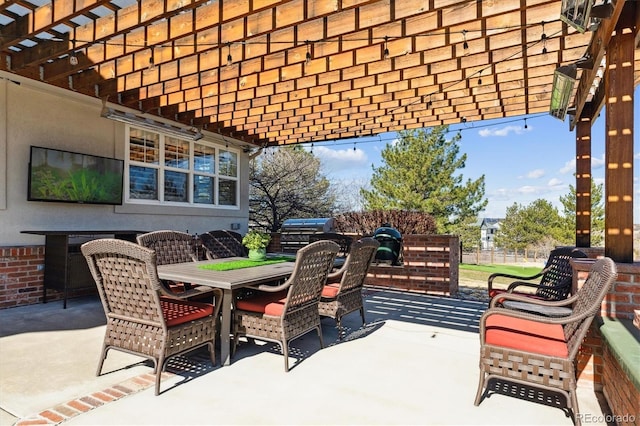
[361,126,487,233]
[494,199,564,251]
[249,147,336,232]
[558,180,605,246]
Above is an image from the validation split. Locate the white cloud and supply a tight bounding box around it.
[559,158,575,174]
[478,125,528,137]
[313,146,369,173]
[547,178,563,187]
[526,169,545,179]
[517,185,538,194]
[560,153,606,174]
[592,153,605,169]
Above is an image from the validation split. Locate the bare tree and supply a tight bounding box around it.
[249,147,337,231]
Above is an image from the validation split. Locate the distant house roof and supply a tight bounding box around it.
[480,218,503,229]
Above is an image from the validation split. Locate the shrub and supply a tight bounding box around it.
[334,210,437,236]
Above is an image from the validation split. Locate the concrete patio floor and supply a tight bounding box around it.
[0,287,611,425]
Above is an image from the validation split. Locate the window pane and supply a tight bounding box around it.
[218,179,237,206]
[194,143,215,173]
[129,165,158,200]
[193,175,214,204]
[164,137,190,169]
[219,150,237,177]
[129,129,159,164]
[165,170,188,202]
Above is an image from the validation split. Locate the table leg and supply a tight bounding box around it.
[220,288,233,366]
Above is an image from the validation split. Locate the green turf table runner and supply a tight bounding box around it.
[198,256,294,271]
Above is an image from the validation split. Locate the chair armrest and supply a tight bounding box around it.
[490,291,578,309]
[506,281,544,291]
[326,268,344,283]
[254,280,291,293]
[487,269,545,292]
[209,288,224,319]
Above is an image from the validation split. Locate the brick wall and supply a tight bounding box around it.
[602,342,640,426]
[269,232,460,296]
[571,258,640,406]
[365,234,459,295]
[0,245,46,309]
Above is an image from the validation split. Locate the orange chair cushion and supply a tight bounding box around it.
[160,299,214,327]
[321,283,341,298]
[236,291,288,316]
[484,314,569,358]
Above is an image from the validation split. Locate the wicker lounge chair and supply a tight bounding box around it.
[137,230,215,300]
[474,257,617,425]
[200,230,247,259]
[232,240,340,371]
[81,238,222,395]
[487,247,588,303]
[318,237,379,337]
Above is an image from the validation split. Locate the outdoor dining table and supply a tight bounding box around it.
[156,257,296,366]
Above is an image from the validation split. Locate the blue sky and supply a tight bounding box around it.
[308,87,640,223]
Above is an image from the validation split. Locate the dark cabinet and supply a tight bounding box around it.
[21,230,142,308]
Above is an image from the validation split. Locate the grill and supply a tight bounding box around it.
[280,218,335,253]
[373,225,402,265]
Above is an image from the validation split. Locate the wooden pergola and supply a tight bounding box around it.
[0,0,637,261]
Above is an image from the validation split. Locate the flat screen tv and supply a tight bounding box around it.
[28,146,124,205]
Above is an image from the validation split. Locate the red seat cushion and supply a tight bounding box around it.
[236,290,288,316]
[484,314,569,358]
[160,299,214,327]
[321,283,340,298]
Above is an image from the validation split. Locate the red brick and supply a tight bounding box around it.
[14,419,49,425]
[102,387,126,398]
[40,409,64,423]
[52,404,78,418]
[67,400,91,412]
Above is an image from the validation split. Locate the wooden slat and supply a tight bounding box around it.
[1,0,630,147]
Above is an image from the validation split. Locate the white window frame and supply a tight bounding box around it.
[124,125,240,209]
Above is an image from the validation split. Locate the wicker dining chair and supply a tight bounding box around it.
[232,240,340,371]
[319,237,379,337]
[475,257,617,426]
[200,230,247,259]
[81,238,222,395]
[308,232,353,258]
[487,247,588,303]
[137,230,215,300]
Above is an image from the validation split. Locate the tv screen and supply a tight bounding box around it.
[28,146,124,205]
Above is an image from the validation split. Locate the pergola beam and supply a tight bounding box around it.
[570,0,627,131]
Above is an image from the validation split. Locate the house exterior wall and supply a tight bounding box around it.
[0,73,251,248]
[0,73,251,308]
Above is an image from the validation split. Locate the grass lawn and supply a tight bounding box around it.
[459,263,543,289]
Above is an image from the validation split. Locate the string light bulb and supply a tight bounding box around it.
[226,43,233,66]
[305,40,311,64]
[541,22,548,56]
[383,36,389,59]
[524,118,528,129]
[69,40,78,66]
[477,70,482,85]
[462,30,468,50]
[148,47,155,71]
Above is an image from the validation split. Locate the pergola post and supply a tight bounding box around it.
[575,117,592,248]
[604,2,636,263]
